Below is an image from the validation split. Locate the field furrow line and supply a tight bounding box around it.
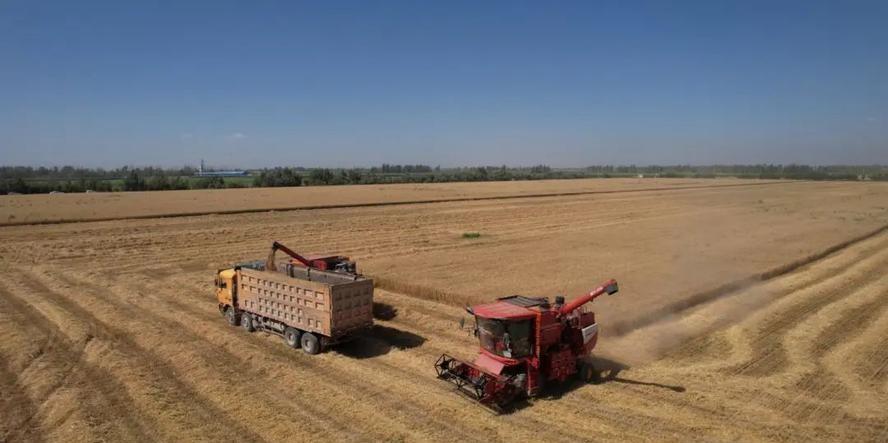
[774,290,886,425]
[0,284,48,443]
[0,277,160,443]
[823,302,888,409]
[9,268,314,443]
[722,243,888,376]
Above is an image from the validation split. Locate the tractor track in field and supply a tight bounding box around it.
[0,277,158,442]
[636,230,888,440]
[726,249,888,376]
[791,288,887,401]
[3,269,267,443]
[0,285,47,443]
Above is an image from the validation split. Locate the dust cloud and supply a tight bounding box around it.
[602,281,776,365]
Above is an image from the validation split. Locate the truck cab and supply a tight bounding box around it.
[215,268,237,308]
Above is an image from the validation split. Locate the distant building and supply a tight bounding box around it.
[195,159,249,177]
[195,170,250,177]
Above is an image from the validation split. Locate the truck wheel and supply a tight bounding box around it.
[242,314,255,332]
[300,332,320,355]
[226,308,240,326]
[284,328,301,348]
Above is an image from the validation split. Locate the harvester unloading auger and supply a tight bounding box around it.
[435,279,619,410]
[267,240,357,274]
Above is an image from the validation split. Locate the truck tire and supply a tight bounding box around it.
[300,332,320,355]
[284,328,301,348]
[242,313,255,332]
[226,308,239,326]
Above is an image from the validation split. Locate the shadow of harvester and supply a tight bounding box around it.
[537,355,685,405]
[490,355,687,414]
[586,355,686,392]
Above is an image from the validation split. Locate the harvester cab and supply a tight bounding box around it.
[435,279,619,410]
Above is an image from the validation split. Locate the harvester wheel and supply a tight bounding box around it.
[242,314,255,332]
[226,308,239,327]
[284,328,301,348]
[301,332,320,355]
[577,359,597,383]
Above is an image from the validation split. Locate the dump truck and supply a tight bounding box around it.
[215,242,373,354]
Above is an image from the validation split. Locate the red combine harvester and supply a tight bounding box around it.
[267,241,357,274]
[435,279,619,410]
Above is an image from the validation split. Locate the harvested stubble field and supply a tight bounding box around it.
[1,177,777,225]
[0,178,886,442]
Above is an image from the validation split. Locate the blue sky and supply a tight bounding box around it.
[1,1,886,168]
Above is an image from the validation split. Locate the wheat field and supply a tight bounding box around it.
[0,179,886,442]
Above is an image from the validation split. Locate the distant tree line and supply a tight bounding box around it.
[253,167,303,187]
[2,164,886,194]
[580,164,883,180]
[0,165,197,180]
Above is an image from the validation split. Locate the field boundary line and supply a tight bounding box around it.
[0,179,801,227]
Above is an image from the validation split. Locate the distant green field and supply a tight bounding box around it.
[189,176,254,186]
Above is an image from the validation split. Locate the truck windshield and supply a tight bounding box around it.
[476,317,532,358]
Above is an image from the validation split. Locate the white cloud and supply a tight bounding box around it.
[226,132,247,140]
